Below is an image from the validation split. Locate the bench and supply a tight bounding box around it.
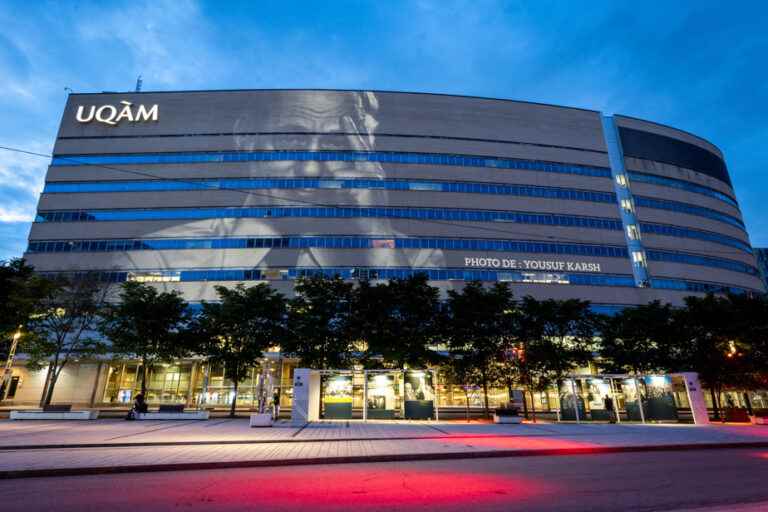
[136,405,209,420]
[10,407,99,420]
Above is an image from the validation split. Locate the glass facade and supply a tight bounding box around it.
[27,236,757,275]
[48,149,739,207]
[35,206,625,229]
[51,149,613,178]
[43,177,616,204]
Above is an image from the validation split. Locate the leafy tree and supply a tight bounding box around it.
[675,293,753,419]
[100,281,191,396]
[599,301,678,374]
[190,283,287,417]
[25,274,111,406]
[446,281,517,417]
[0,259,53,341]
[515,296,598,422]
[283,276,356,369]
[352,273,444,368]
[729,292,768,391]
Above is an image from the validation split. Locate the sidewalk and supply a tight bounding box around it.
[0,419,766,479]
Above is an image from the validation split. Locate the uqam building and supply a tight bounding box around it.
[6,89,765,419]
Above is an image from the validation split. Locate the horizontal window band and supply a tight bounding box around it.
[28,236,629,257]
[50,150,613,178]
[42,178,616,203]
[634,195,744,229]
[27,236,757,275]
[42,175,743,227]
[38,267,758,295]
[57,131,609,156]
[48,150,741,208]
[637,222,750,253]
[626,171,737,206]
[34,205,625,230]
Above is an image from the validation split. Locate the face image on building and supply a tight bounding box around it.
[10,89,765,410]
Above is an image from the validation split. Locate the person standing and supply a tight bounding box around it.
[604,394,616,423]
[272,390,281,421]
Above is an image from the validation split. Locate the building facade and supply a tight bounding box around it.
[8,89,766,409]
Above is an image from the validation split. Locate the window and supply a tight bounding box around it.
[626,224,641,240]
[620,199,634,213]
[631,251,647,267]
[615,174,628,187]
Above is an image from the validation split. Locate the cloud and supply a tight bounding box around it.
[76,0,224,88]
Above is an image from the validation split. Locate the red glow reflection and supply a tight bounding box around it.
[188,466,555,508]
[434,435,596,451]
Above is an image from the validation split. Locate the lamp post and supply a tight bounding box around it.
[0,328,22,402]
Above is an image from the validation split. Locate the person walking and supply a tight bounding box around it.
[604,394,616,423]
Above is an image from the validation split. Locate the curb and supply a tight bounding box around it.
[1,441,767,480]
[0,432,627,451]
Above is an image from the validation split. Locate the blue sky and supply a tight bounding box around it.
[1,0,767,260]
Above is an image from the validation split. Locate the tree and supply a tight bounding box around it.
[675,293,752,419]
[729,293,768,392]
[0,259,53,341]
[190,283,287,417]
[446,281,517,418]
[283,276,356,369]
[598,301,678,375]
[25,274,111,406]
[515,296,598,422]
[352,273,445,368]
[100,281,191,396]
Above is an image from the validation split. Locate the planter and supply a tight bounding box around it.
[250,413,273,427]
[493,408,521,424]
[750,415,767,425]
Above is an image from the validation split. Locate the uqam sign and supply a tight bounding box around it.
[464,257,602,273]
[75,101,158,126]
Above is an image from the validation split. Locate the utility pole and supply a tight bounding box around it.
[0,328,22,401]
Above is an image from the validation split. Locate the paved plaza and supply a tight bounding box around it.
[0,419,767,478]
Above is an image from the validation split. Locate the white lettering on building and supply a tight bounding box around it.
[76,101,159,126]
[464,256,601,273]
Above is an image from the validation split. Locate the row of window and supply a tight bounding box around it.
[50,149,613,178]
[35,206,626,230]
[26,235,758,275]
[49,150,740,207]
[638,222,750,253]
[626,171,737,207]
[27,236,629,258]
[649,278,749,295]
[634,195,744,229]
[645,250,758,276]
[42,178,617,204]
[39,266,756,295]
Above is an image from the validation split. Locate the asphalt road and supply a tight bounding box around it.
[1,448,767,511]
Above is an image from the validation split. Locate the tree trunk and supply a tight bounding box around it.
[527,388,538,423]
[140,358,148,395]
[710,387,720,420]
[481,368,490,419]
[229,380,239,418]
[463,387,470,423]
[43,368,60,406]
[39,364,54,407]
